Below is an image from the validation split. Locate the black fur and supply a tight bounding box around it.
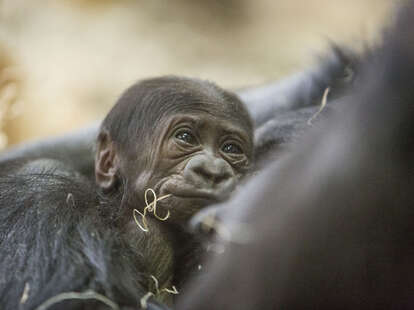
[0,77,253,309]
[0,160,151,309]
[178,2,414,309]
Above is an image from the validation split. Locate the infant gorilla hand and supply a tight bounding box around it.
[189,205,223,238]
[189,204,254,256]
[189,205,230,255]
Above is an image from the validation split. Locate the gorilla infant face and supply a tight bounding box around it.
[135,111,253,221]
[95,76,253,224]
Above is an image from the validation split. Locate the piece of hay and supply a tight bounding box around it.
[19,282,30,304]
[307,87,330,125]
[133,188,171,232]
[34,290,119,310]
[140,275,179,309]
[149,275,179,296]
[139,291,155,309]
[66,193,75,207]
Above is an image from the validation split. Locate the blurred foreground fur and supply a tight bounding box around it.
[178,1,414,309]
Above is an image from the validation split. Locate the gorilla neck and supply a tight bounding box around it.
[123,216,175,281]
[122,215,203,304]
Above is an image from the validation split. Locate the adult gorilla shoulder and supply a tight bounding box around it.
[0,76,254,309]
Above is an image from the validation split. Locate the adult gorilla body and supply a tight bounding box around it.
[0,77,254,309]
[178,2,414,309]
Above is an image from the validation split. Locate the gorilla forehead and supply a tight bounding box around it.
[136,76,250,122]
[103,76,253,152]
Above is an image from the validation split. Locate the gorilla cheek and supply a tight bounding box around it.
[131,170,155,199]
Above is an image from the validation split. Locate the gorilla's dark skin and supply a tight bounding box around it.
[0,76,253,310]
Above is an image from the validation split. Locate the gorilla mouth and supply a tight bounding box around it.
[158,178,225,206]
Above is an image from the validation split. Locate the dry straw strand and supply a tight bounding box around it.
[20,282,30,304]
[141,275,179,309]
[34,290,119,310]
[149,275,179,296]
[133,188,171,232]
[140,291,154,309]
[66,193,75,207]
[307,87,330,125]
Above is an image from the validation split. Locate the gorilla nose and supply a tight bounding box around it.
[184,154,235,191]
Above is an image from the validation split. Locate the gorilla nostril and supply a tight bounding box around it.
[194,166,215,181]
[214,171,231,184]
[184,155,234,188]
[193,165,229,185]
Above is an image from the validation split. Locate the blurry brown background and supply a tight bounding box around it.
[0,0,400,149]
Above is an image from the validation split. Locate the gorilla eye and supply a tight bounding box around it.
[175,130,197,145]
[222,143,243,154]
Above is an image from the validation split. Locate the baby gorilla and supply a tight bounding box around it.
[0,76,253,310]
[95,76,253,303]
[95,76,253,224]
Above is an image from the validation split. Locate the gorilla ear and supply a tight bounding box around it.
[95,130,120,190]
